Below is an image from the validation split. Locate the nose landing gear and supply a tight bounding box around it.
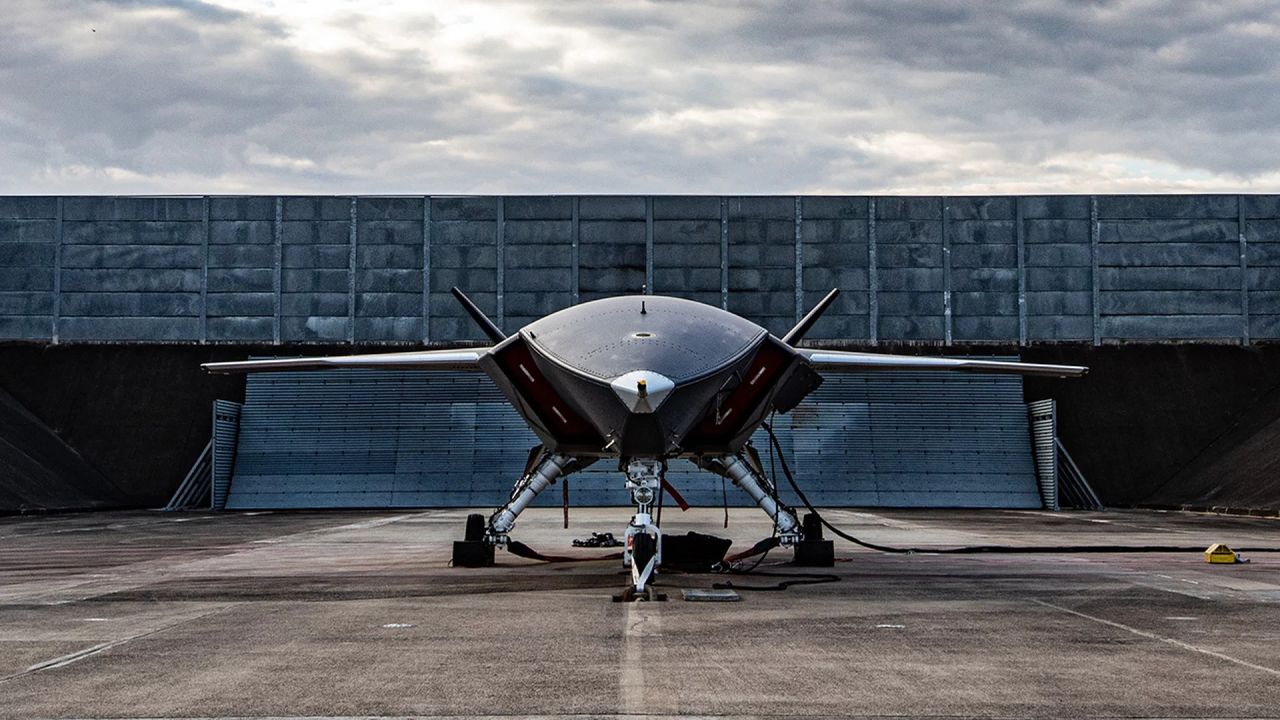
[614,459,668,602]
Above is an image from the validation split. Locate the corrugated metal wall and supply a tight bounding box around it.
[211,400,242,510]
[1028,399,1058,510]
[224,365,1041,509]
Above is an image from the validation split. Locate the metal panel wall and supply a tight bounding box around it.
[210,399,242,510]
[207,197,275,342]
[502,197,574,332]
[225,365,1040,509]
[1245,196,1280,340]
[0,197,59,340]
[1095,196,1243,341]
[799,197,870,339]
[578,197,646,305]
[1028,399,1058,510]
[6,195,1279,346]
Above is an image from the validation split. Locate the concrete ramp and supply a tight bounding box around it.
[0,387,121,513]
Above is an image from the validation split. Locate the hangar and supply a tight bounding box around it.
[2,194,1278,516]
[206,365,1054,510]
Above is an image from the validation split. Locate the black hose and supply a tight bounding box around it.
[760,422,1280,555]
[506,540,623,563]
[714,571,840,592]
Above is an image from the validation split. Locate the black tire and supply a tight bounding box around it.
[632,532,656,575]
[464,513,486,542]
[803,512,823,540]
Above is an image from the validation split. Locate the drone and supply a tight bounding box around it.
[205,288,1086,600]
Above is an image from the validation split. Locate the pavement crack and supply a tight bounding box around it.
[0,603,235,684]
[1032,598,1280,678]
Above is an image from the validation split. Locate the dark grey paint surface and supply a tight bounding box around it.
[522,295,764,382]
[3,195,1278,346]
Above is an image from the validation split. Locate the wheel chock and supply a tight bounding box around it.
[1205,543,1248,564]
[793,539,835,567]
[612,586,668,602]
[452,540,495,567]
[794,511,835,567]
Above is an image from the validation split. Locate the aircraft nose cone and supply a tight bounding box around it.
[610,370,675,414]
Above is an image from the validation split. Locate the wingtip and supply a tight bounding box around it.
[1053,365,1088,378]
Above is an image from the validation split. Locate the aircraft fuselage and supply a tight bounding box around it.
[478,295,822,462]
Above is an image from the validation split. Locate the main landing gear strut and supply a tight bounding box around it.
[452,449,578,568]
[699,450,834,568]
[452,447,834,591]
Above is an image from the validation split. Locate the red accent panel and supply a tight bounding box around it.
[493,340,600,444]
[685,339,791,445]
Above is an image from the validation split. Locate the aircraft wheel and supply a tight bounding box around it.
[464,513,486,542]
[632,532,656,575]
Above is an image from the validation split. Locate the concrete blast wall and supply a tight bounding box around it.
[3,195,1279,346]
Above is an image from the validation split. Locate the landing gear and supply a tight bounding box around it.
[793,512,835,567]
[486,452,575,547]
[452,512,495,567]
[700,452,803,544]
[615,459,667,602]
[699,450,833,567]
[451,448,586,567]
[452,443,831,585]
[465,513,485,542]
[614,530,665,602]
[631,532,657,577]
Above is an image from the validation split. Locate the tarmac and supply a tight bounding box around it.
[2,506,1280,719]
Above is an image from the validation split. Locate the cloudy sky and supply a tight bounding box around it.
[2,0,1278,195]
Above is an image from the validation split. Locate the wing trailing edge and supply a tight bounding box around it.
[798,349,1087,378]
[202,348,489,374]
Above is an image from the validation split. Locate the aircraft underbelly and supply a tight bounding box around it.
[527,346,740,456]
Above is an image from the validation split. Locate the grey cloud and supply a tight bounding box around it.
[0,0,1277,194]
[0,1,502,192]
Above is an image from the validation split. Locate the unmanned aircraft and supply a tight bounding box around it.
[204,288,1086,599]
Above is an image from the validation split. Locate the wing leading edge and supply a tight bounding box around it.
[202,348,489,374]
[798,349,1086,378]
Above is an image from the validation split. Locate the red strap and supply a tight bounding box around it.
[562,477,569,529]
[724,536,781,563]
[660,477,691,511]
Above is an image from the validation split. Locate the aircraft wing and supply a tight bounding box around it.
[202,348,489,374]
[797,349,1087,378]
